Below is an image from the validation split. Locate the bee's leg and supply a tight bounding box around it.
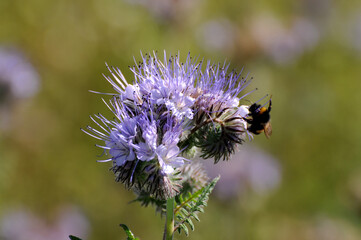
[243,117,253,124]
[267,96,272,112]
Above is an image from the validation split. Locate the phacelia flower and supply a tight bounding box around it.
[84,51,265,200]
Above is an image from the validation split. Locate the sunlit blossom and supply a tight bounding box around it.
[84,51,265,199]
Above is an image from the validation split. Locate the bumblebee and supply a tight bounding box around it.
[244,98,272,138]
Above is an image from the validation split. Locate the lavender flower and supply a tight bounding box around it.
[0,47,40,130]
[84,51,262,200]
[0,47,40,101]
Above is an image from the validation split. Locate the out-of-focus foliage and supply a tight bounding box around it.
[1,0,361,239]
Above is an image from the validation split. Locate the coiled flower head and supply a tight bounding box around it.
[84,51,263,200]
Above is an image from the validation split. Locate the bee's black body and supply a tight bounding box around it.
[244,99,272,138]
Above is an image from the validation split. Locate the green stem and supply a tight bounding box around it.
[164,197,174,240]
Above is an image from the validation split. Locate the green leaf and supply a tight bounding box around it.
[69,235,82,240]
[185,218,194,230]
[191,212,200,221]
[173,176,219,236]
[120,224,140,240]
[180,223,189,236]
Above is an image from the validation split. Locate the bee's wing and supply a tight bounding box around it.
[264,122,272,139]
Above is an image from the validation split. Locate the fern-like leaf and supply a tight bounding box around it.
[120,224,140,240]
[173,176,219,236]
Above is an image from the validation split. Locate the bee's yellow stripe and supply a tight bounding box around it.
[259,107,267,114]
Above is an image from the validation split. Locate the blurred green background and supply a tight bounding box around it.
[1,0,361,239]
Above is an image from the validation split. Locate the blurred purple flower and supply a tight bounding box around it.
[0,206,89,240]
[124,0,201,22]
[202,145,281,200]
[249,14,320,64]
[196,19,237,53]
[0,47,40,130]
[0,47,40,101]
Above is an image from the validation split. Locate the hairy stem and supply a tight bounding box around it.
[164,197,174,240]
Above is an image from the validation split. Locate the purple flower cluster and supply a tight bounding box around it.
[84,51,255,199]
